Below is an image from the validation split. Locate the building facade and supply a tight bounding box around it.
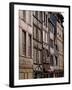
[19,10,33,79]
[19,10,64,79]
[56,13,64,77]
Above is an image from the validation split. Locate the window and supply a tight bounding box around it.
[46,15,47,27]
[33,26,36,39]
[28,11,31,25]
[43,49,46,63]
[44,12,45,23]
[50,56,54,66]
[55,56,58,66]
[55,44,58,50]
[57,41,62,51]
[38,29,42,42]
[33,48,37,63]
[49,23,54,33]
[50,39,53,48]
[28,34,32,58]
[46,33,48,43]
[19,10,24,19]
[38,11,42,22]
[23,10,26,21]
[33,25,42,42]
[38,50,42,64]
[22,30,26,56]
[33,48,42,64]
[37,50,42,64]
[43,12,48,27]
[35,11,38,18]
[43,31,48,43]
[43,31,45,41]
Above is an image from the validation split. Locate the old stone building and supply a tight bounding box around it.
[19,10,33,79]
[33,11,43,78]
[56,13,64,77]
[19,10,64,79]
[48,12,64,77]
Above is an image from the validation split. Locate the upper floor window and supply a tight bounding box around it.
[28,34,32,58]
[55,56,58,66]
[43,12,48,27]
[33,25,42,42]
[38,29,42,42]
[50,39,53,48]
[43,31,48,43]
[44,12,45,23]
[33,48,42,64]
[55,44,58,50]
[33,48,37,64]
[46,15,47,27]
[35,11,38,18]
[38,11,42,22]
[49,23,54,33]
[23,10,26,22]
[33,25,36,39]
[50,55,54,66]
[43,49,48,63]
[38,50,42,64]
[28,11,31,25]
[22,30,26,56]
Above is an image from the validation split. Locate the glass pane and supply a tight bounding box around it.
[33,49,37,63]
[28,11,31,25]
[23,10,26,21]
[33,26,36,39]
[22,30,26,55]
[28,34,32,57]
